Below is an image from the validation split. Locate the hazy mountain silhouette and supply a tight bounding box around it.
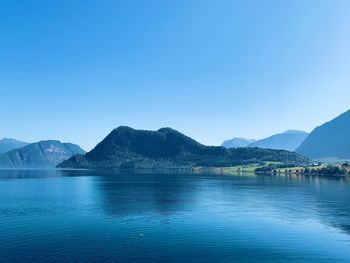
[296,109,350,159]
[221,138,256,148]
[0,138,29,154]
[0,140,85,168]
[247,130,309,151]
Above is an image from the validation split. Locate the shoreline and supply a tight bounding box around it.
[0,166,349,177]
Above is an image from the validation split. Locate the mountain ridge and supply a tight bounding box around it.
[58,126,310,169]
[296,109,350,159]
[221,138,256,148]
[0,140,86,168]
[0,138,29,154]
[247,130,309,151]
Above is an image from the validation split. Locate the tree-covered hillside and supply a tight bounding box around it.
[58,127,310,169]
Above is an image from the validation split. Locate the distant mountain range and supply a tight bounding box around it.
[58,126,309,169]
[220,108,350,160]
[0,138,29,154]
[0,140,85,168]
[3,108,350,167]
[221,138,256,148]
[296,109,350,159]
[247,130,309,151]
[222,130,308,151]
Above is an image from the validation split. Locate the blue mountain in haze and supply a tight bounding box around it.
[296,109,350,159]
[247,130,309,151]
[0,138,29,154]
[221,138,256,148]
[0,140,85,168]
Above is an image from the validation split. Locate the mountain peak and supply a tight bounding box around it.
[283,130,308,135]
[221,138,256,148]
[157,127,178,133]
[0,138,29,154]
[58,126,309,169]
[0,138,18,142]
[247,130,309,151]
[0,140,85,168]
[113,126,135,132]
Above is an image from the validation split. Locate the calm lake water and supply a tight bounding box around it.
[0,170,350,263]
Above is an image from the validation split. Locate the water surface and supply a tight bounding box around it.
[0,169,350,262]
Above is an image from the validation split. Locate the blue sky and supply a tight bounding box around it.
[1,0,350,150]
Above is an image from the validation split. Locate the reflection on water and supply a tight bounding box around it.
[0,169,349,262]
[95,172,200,216]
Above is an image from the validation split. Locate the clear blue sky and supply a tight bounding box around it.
[1,0,350,150]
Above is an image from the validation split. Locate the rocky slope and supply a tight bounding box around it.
[0,140,85,168]
[0,138,29,154]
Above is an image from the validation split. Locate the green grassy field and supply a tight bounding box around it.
[194,162,281,175]
[194,162,349,176]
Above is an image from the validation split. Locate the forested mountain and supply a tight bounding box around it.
[58,126,310,169]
